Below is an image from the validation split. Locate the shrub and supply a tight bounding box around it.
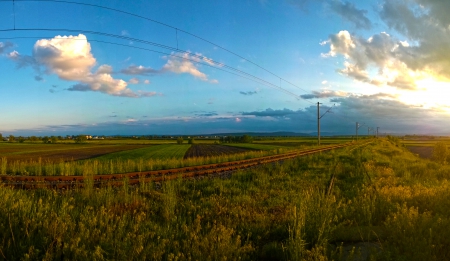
[75,135,87,144]
[176,137,184,144]
[241,135,253,143]
[432,142,448,163]
[42,136,50,143]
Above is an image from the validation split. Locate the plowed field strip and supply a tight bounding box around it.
[407,146,433,159]
[1,145,148,162]
[184,144,251,159]
[0,142,372,189]
[93,144,191,160]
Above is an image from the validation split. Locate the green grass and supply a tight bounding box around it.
[3,138,450,259]
[224,143,288,150]
[92,144,191,161]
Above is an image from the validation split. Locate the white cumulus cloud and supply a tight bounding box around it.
[9,35,159,98]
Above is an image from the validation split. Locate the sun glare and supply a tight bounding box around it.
[399,79,450,112]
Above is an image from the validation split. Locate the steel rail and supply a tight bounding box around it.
[0,142,370,189]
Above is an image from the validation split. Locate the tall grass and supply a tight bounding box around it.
[0,147,291,176]
[2,138,450,260]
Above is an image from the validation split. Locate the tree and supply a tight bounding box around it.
[0,133,2,141]
[240,135,253,143]
[432,142,448,164]
[51,136,58,144]
[8,135,15,142]
[188,138,195,144]
[42,136,50,143]
[18,136,25,143]
[29,136,38,142]
[176,137,184,144]
[75,135,87,144]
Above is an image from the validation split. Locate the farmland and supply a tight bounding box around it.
[0,138,313,176]
[93,144,191,161]
[184,144,252,158]
[224,143,291,151]
[401,136,450,159]
[2,138,450,260]
[0,143,147,162]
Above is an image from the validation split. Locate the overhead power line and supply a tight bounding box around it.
[0,1,364,129]
[0,0,312,94]
[0,28,313,102]
[0,34,304,100]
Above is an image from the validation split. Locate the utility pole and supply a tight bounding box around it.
[317,103,334,145]
[356,122,365,141]
[317,102,320,146]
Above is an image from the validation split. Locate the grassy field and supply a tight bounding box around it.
[0,137,350,176]
[224,143,292,151]
[0,143,293,176]
[2,138,450,260]
[0,143,147,162]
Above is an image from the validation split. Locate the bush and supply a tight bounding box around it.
[188,138,195,144]
[241,135,253,143]
[42,136,50,143]
[75,135,87,144]
[176,137,184,144]
[432,142,448,163]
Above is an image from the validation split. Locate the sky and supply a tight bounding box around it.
[1,0,450,136]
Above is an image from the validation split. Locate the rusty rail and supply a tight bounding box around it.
[0,142,367,189]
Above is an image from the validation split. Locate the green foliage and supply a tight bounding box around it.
[219,135,254,143]
[42,136,50,143]
[387,135,402,147]
[0,133,2,141]
[29,136,38,142]
[17,136,25,143]
[51,136,58,144]
[432,141,448,163]
[176,137,184,144]
[188,138,195,144]
[8,135,15,142]
[240,134,253,143]
[225,143,284,151]
[94,144,191,161]
[75,135,87,144]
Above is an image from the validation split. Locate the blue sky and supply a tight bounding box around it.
[1,0,450,136]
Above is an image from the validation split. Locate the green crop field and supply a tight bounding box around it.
[224,143,289,151]
[92,144,191,161]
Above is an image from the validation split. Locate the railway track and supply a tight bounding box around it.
[0,142,370,189]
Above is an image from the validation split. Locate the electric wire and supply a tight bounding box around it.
[0,28,312,103]
[0,1,368,131]
[0,0,312,94]
[0,35,302,99]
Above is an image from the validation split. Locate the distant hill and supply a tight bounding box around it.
[207,131,313,137]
